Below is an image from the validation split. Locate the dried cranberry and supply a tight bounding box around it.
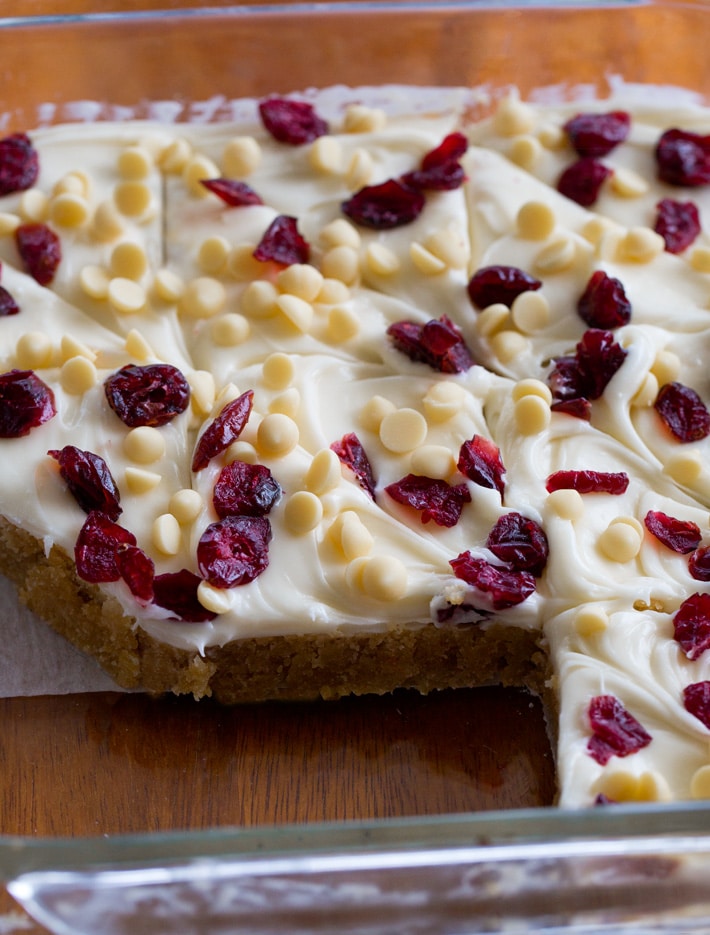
[385,474,471,527]
[486,512,549,577]
[401,132,469,191]
[563,111,631,157]
[683,681,710,730]
[550,398,592,421]
[387,315,473,373]
[654,198,701,253]
[201,178,263,207]
[654,381,710,443]
[586,695,652,765]
[0,369,56,438]
[342,178,425,229]
[192,390,254,472]
[673,592,710,660]
[644,510,701,554]
[545,470,629,495]
[74,510,136,584]
[213,460,281,518]
[557,157,612,207]
[105,363,190,428]
[656,128,710,186]
[152,569,217,622]
[457,435,506,496]
[331,432,376,499]
[450,552,536,610]
[115,544,154,604]
[467,265,541,310]
[0,133,39,195]
[48,446,122,520]
[548,329,627,403]
[577,270,632,330]
[258,97,328,145]
[253,215,310,266]
[197,515,271,588]
[0,285,19,316]
[689,546,710,581]
[15,223,61,286]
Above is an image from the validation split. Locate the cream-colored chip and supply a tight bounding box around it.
[110,241,148,281]
[276,293,314,332]
[198,235,230,275]
[580,216,621,248]
[619,226,665,263]
[516,201,556,241]
[514,394,551,435]
[339,512,374,560]
[511,378,552,404]
[610,166,649,198]
[79,264,110,300]
[180,276,227,319]
[305,448,342,494]
[152,513,181,556]
[60,356,97,395]
[197,580,233,614]
[124,466,162,495]
[257,412,299,457]
[546,488,584,521]
[319,218,361,250]
[262,352,295,390]
[690,765,710,800]
[379,408,428,453]
[169,488,203,524]
[15,331,52,369]
[365,242,400,277]
[269,388,300,418]
[489,330,529,363]
[158,137,192,174]
[345,148,375,190]
[508,135,542,171]
[690,246,710,273]
[285,490,323,534]
[359,394,396,432]
[651,349,681,386]
[410,444,455,480]
[210,312,250,347]
[124,329,154,362]
[225,440,259,465]
[60,334,96,363]
[598,517,643,562]
[182,154,220,197]
[188,369,216,416]
[50,192,90,229]
[327,305,360,343]
[493,95,535,136]
[53,171,90,198]
[19,189,49,222]
[423,228,468,269]
[276,263,323,302]
[222,136,262,177]
[533,235,577,274]
[240,279,279,318]
[117,145,153,180]
[308,135,343,175]
[632,371,659,408]
[114,180,153,218]
[510,291,550,334]
[594,769,672,804]
[537,121,566,149]
[316,277,350,305]
[227,244,265,282]
[0,212,20,235]
[574,605,609,636]
[153,268,185,304]
[410,242,447,276]
[360,555,408,601]
[343,104,387,134]
[108,277,147,314]
[91,199,125,241]
[124,425,166,463]
[344,556,368,591]
[476,303,510,337]
[422,381,466,422]
[321,245,360,285]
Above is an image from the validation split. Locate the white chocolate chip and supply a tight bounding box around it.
[574,605,609,636]
[158,137,192,174]
[276,263,324,302]
[365,242,400,277]
[493,95,535,136]
[227,244,265,282]
[316,278,350,305]
[632,371,659,408]
[516,201,556,240]
[410,242,447,276]
[257,413,299,457]
[91,200,125,241]
[359,394,396,432]
[511,378,552,404]
[327,306,360,343]
[423,228,468,269]
[182,154,220,197]
[240,280,279,318]
[60,334,96,363]
[79,264,110,300]
[619,226,665,263]
[510,291,550,334]
[180,277,227,319]
[319,218,361,250]
[690,246,710,273]
[169,488,203,523]
[153,268,185,303]
[124,466,162,495]
[50,192,90,228]
[489,330,529,363]
[114,180,153,218]
[514,394,551,435]
[285,490,324,534]
[110,241,148,281]
[305,448,342,494]
[152,513,181,556]
[60,356,97,394]
[197,580,233,614]
[360,555,408,601]
[53,171,90,198]
[343,104,387,133]
[198,235,230,275]
[345,148,375,190]
[379,408,428,453]
[664,451,703,486]
[222,136,262,177]
[276,293,314,332]
[476,303,510,337]
[124,425,165,463]
[599,518,642,562]
[0,212,20,235]
[188,369,216,416]
[546,488,584,521]
[690,765,710,799]
[262,352,295,390]
[650,349,681,386]
[108,277,147,314]
[210,313,250,347]
[321,245,360,285]
[225,440,258,465]
[508,135,542,170]
[15,331,52,369]
[118,145,153,180]
[269,388,300,418]
[610,166,649,198]
[533,235,577,274]
[19,189,49,222]
[410,444,455,480]
[339,512,374,560]
[124,328,154,362]
[422,381,466,422]
[308,136,343,175]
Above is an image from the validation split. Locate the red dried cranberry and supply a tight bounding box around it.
[213,460,281,518]
[192,390,254,472]
[656,128,710,186]
[401,132,469,191]
[557,157,612,207]
[673,592,710,660]
[0,369,56,438]
[342,178,425,230]
[654,198,701,253]
[331,432,376,499]
[689,546,710,581]
[654,381,710,443]
[577,270,632,330]
[586,695,652,765]
[197,515,271,588]
[105,363,190,428]
[0,285,19,316]
[563,111,631,157]
[15,223,61,286]
[450,552,536,610]
[467,265,541,310]
[683,681,710,730]
[259,97,328,145]
[115,544,154,604]
[74,510,136,584]
[545,470,629,494]
[644,510,701,554]
[385,474,471,527]
[387,315,473,373]
[48,445,122,521]
[152,569,217,622]
[548,329,627,403]
[486,512,549,577]
[457,435,506,496]
[550,398,592,421]
[253,215,310,266]
[201,178,263,207]
[0,133,39,195]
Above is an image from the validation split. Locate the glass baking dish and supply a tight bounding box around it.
[2,0,710,932]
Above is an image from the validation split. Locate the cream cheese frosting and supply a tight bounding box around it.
[3,88,710,807]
